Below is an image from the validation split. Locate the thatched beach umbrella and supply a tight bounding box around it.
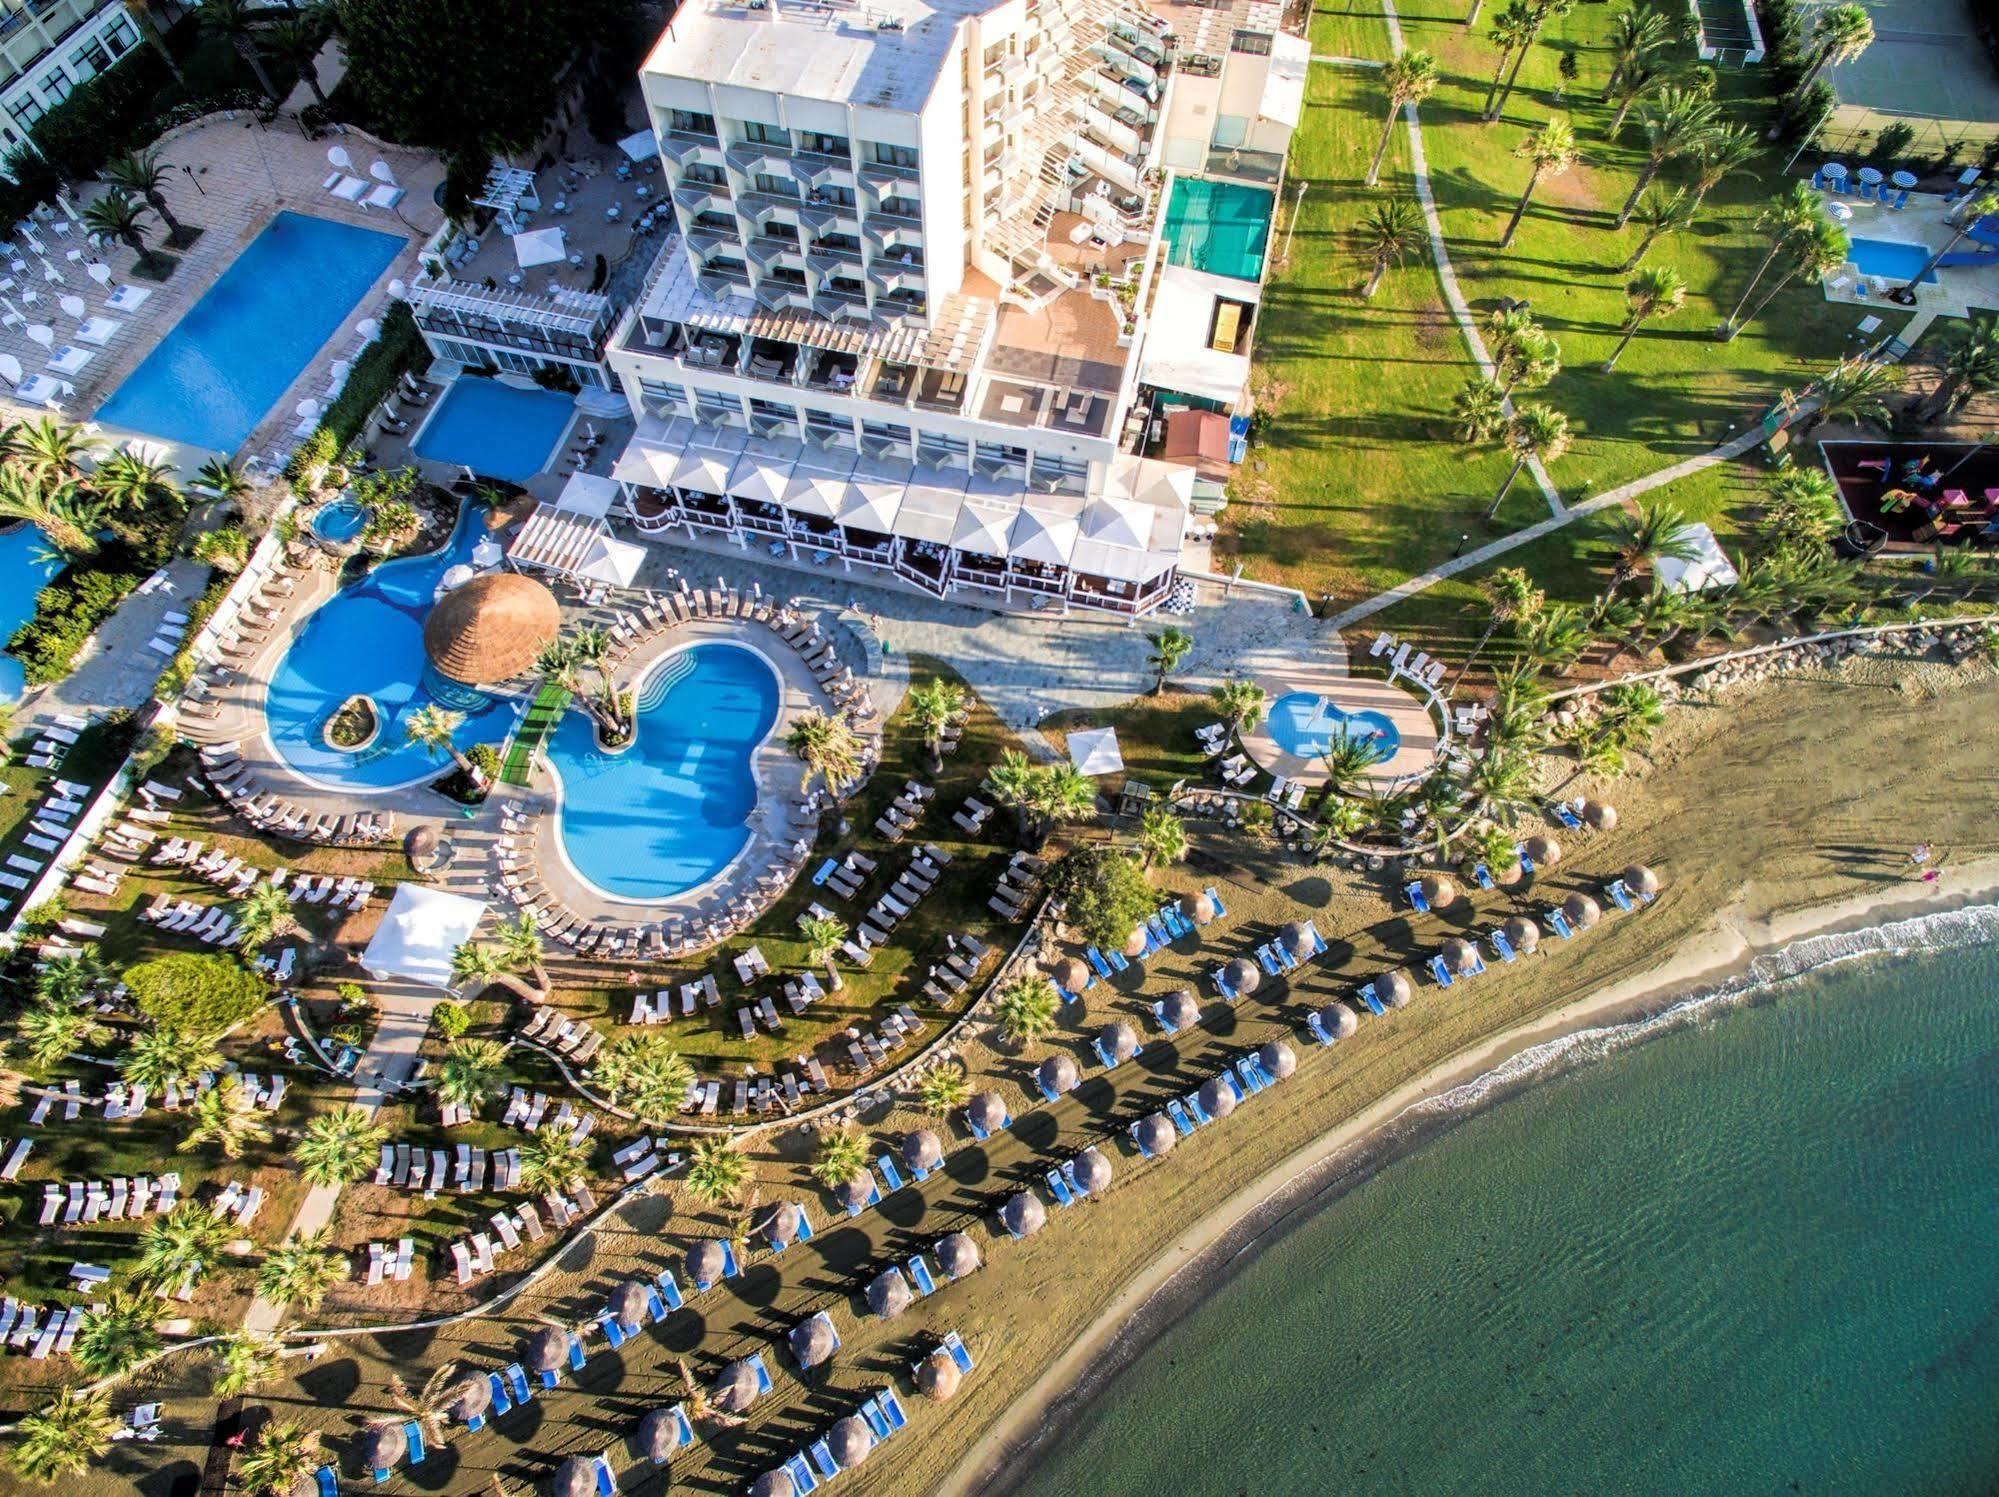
[553,1457,595,1497]
[1049,956,1090,993]
[1442,937,1480,974]
[1418,873,1457,908]
[1097,1020,1137,1064]
[1001,1191,1046,1238]
[445,1373,490,1427]
[936,1232,981,1278]
[637,1406,688,1464]
[713,1358,763,1414]
[835,1174,873,1213]
[1037,1052,1080,1097]
[748,1469,795,1497]
[609,1279,648,1331]
[422,571,561,685]
[1503,915,1540,955]
[1197,1074,1238,1118]
[830,1414,875,1463]
[1623,863,1661,898]
[1123,924,1150,959]
[789,1312,837,1368]
[525,1326,567,1378]
[1580,799,1618,830]
[1258,1039,1297,1080]
[1523,834,1561,868]
[766,1203,803,1251]
[1379,969,1413,1008]
[902,1128,943,1173]
[403,824,438,870]
[867,1267,913,1320]
[1135,1112,1176,1156]
[1184,891,1219,926]
[916,1350,962,1403]
[967,1092,1008,1136]
[687,1239,725,1287]
[1159,988,1199,1032]
[1281,920,1315,957]
[1564,892,1601,929]
[361,1422,405,1473]
[1223,957,1260,997]
[1072,1147,1112,1195]
[1316,1003,1358,1042]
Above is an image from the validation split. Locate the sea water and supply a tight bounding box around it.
[1020,912,1999,1495]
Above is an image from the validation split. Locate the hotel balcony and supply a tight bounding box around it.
[726,143,796,178]
[796,200,861,237]
[862,216,923,254]
[660,130,724,170]
[405,272,613,364]
[868,259,925,296]
[859,161,920,199]
[746,235,805,272]
[737,191,804,232]
[812,290,873,324]
[673,182,733,217]
[795,155,856,193]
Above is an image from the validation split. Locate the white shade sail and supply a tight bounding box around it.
[512,227,568,269]
[1068,727,1123,776]
[362,884,489,990]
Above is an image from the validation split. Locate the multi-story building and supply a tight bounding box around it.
[0,0,185,157]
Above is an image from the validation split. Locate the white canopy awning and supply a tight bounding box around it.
[510,503,609,576]
[953,492,1020,556]
[361,884,489,990]
[786,462,853,519]
[1655,521,1739,593]
[1080,493,1155,551]
[1010,495,1083,568]
[674,447,735,494]
[618,129,662,163]
[728,447,794,508]
[1260,33,1311,128]
[573,533,647,587]
[839,472,904,533]
[555,471,617,518]
[513,226,568,269]
[892,465,963,543]
[613,439,679,490]
[1067,726,1123,777]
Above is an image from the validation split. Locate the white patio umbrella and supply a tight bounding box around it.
[355,317,381,339]
[294,398,320,419]
[1,296,24,320]
[58,295,84,319]
[25,324,54,348]
[387,278,406,298]
[0,354,21,387]
[327,145,353,171]
[86,263,111,288]
[54,193,80,223]
[369,160,398,185]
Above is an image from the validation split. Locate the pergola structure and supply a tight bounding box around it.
[508,473,647,589]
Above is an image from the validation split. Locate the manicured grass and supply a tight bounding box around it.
[1307,2,1394,59]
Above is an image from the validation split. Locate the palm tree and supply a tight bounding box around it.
[37,949,110,1006]
[904,676,966,770]
[1487,0,1573,122]
[91,450,178,515]
[1358,195,1425,298]
[1503,117,1577,247]
[1605,497,1699,589]
[267,16,328,105]
[496,912,545,976]
[992,974,1059,1046]
[404,702,475,780]
[520,1124,594,1193]
[1789,4,1874,104]
[121,1027,221,1092]
[677,1359,748,1431]
[1727,216,1849,343]
[1461,745,1539,825]
[9,415,94,482]
[381,1365,460,1453]
[11,1387,119,1483]
[16,1003,107,1066]
[1454,566,1543,683]
[594,1033,693,1124]
[1135,807,1187,868]
[916,1064,971,1115]
[1485,662,1551,750]
[1803,354,1895,434]
[1685,122,1758,217]
[1620,187,1691,270]
[231,881,299,951]
[1452,376,1508,444]
[1318,728,1390,798]
[1602,5,1666,101]
[296,1106,386,1186]
[1901,190,1999,295]
[1368,50,1438,187]
[137,1200,232,1292]
[1481,2,1537,118]
[1598,681,1666,750]
[570,625,626,737]
[104,148,188,245]
[1760,469,1844,548]
[183,1076,271,1159]
[120,0,183,81]
[1721,181,1828,336]
[1212,676,1267,736]
[1146,626,1193,693]
[239,1421,321,1497]
[534,637,577,696]
[1603,265,1688,370]
[986,748,1041,845]
[785,710,862,795]
[1027,762,1098,849]
[0,469,102,557]
[195,456,253,505]
[1604,59,1662,139]
[1618,89,1718,227]
[810,1125,869,1189]
[800,914,847,970]
[686,1136,751,1206]
[437,1038,506,1112]
[82,188,159,272]
[1919,315,1999,421]
[449,940,507,991]
[1495,325,1561,393]
[1486,405,1570,519]
[72,1291,160,1378]
[257,1229,345,1311]
[202,0,280,101]
[214,1332,283,1398]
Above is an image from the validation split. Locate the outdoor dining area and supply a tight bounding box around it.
[1821,440,1999,550]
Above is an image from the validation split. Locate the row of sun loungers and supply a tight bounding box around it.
[1369,632,1450,691]
[989,850,1044,922]
[210,1179,264,1226]
[363,1238,416,1285]
[518,1006,607,1064]
[875,778,934,842]
[197,743,398,846]
[37,1172,181,1227]
[501,1088,595,1139]
[0,1300,84,1360]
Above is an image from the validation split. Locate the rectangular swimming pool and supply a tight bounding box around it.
[1162,178,1275,284]
[410,378,576,484]
[95,211,404,454]
[1848,236,1936,285]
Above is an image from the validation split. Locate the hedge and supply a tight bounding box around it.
[124,951,267,1035]
[318,301,426,450]
[8,563,144,687]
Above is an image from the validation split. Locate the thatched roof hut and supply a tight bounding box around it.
[1379,969,1413,1008]
[1523,834,1562,867]
[1184,891,1219,925]
[1037,1052,1080,1097]
[1280,920,1315,957]
[1442,937,1481,974]
[1072,1147,1112,1195]
[636,1406,688,1463]
[1258,1039,1297,1080]
[789,1311,837,1368]
[421,571,560,685]
[1001,1191,1046,1238]
[1222,957,1260,996]
[1580,799,1617,830]
[830,1414,875,1463]
[1097,1020,1137,1064]
[609,1279,648,1330]
[552,1457,595,1497]
[902,1128,943,1172]
[361,1422,406,1472]
[765,1203,803,1250]
[1197,1074,1237,1118]
[1417,873,1457,908]
[1564,892,1601,929]
[1134,1112,1176,1156]
[866,1267,913,1320]
[1159,989,1199,1031]
[936,1232,981,1278]
[403,824,438,869]
[445,1373,490,1426]
[916,1351,962,1403]
[687,1239,725,1286]
[1623,863,1661,898]
[1122,924,1150,958]
[525,1326,567,1376]
[966,1091,1008,1135]
[748,1470,795,1497]
[1502,915,1540,954]
[1049,956,1090,992]
[1316,1003,1358,1042]
[835,1174,873,1213]
[713,1358,763,1414]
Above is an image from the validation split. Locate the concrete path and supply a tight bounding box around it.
[17,557,209,734]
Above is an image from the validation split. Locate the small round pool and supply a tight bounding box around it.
[1266,691,1400,762]
[311,497,367,543]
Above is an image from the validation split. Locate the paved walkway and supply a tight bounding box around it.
[17,556,209,734]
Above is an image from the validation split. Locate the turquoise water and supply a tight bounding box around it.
[546,643,778,901]
[95,212,403,454]
[1021,922,1999,1495]
[264,506,520,789]
[1161,178,1274,283]
[0,524,62,701]
[310,496,367,543]
[410,378,574,483]
[1266,689,1399,762]
[1849,236,1938,285]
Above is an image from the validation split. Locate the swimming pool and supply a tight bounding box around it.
[1161,178,1275,283]
[546,643,780,902]
[95,212,404,454]
[1266,691,1401,763]
[0,523,62,701]
[1848,237,1937,285]
[410,378,575,484]
[310,497,367,543]
[264,505,521,790]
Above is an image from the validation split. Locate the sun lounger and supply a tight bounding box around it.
[1472,861,1496,891]
[812,1440,841,1478]
[1403,880,1431,913]
[1551,801,1584,830]
[860,1398,893,1442]
[1547,908,1575,939]
[1046,1168,1075,1206]
[1605,879,1637,913]
[1490,929,1518,962]
[1427,954,1455,987]
[781,1453,814,1493]
[1166,1098,1195,1135]
[505,1364,533,1404]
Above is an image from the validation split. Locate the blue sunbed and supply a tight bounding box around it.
[1552,802,1584,830]
[1046,1168,1075,1205]
[1035,1074,1063,1103]
[811,1440,841,1478]
[1128,1120,1159,1159]
[859,1397,893,1441]
[1605,879,1636,913]
[669,1406,695,1448]
[487,1370,511,1417]
[505,1364,533,1403]
[373,1463,392,1485]
[1055,982,1081,1004]
[1428,954,1455,988]
[880,1388,909,1430]
[657,1268,685,1310]
[1490,929,1517,963]
[1515,843,1535,873]
[943,1330,976,1374]
[908,1254,937,1295]
[1091,1034,1124,1069]
[796,1205,815,1241]
[812,858,838,885]
[1473,861,1495,890]
[1547,908,1575,939]
[567,1334,587,1372]
[722,1241,742,1278]
[1274,941,1299,972]
[1185,1091,1211,1125]
[1359,982,1386,1016]
[1247,1055,1277,1088]
[1060,1159,1083,1197]
[1106,946,1129,973]
[1403,881,1430,913]
[600,1315,628,1349]
[1298,922,1328,958]
[783,1452,817,1492]
[1166,1098,1194,1135]
[1151,998,1182,1034]
[1085,947,1114,979]
[1222,1072,1246,1105]
[1306,1011,1334,1045]
[845,1172,884,1212]
[315,1466,338,1497]
[405,1422,426,1467]
[749,1354,773,1394]
[1211,966,1239,1001]
[877,1155,907,1191]
[1256,945,1281,976]
[594,1455,617,1496]
[645,1288,668,1322]
[1234,1057,1265,1095]
[1146,915,1172,950]
[539,1366,559,1391]
[1204,885,1229,919]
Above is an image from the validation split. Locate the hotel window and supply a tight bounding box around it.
[878,195,920,220]
[815,184,856,208]
[68,38,111,79]
[804,409,853,447]
[862,421,912,456]
[749,398,798,436]
[754,173,801,199]
[107,18,136,55]
[638,379,688,417]
[741,120,791,147]
[669,108,717,137]
[917,431,969,468]
[695,390,743,426]
[975,441,1029,478]
[684,163,725,186]
[1030,451,1089,495]
[799,131,850,158]
[869,142,919,169]
[1229,29,1273,54]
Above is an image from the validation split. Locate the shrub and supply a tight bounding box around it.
[432,1002,472,1040]
[9,566,144,687]
[467,743,502,782]
[124,953,267,1036]
[318,303,425,450]
[285,428,340,495]
[1045,846,1155,950]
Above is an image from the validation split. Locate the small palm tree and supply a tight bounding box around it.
[799,915,847,971]
[121,1026,222,1092]
[1803,354,1895,434]
[1368,50,1437,187]
[1027,762,1098,848]
[1212,677,1268,736]
[404,703,475,781]
[1486,662,1552,750]
[570,625,627,737]
[1486,405,1571,519]
[992,975,1059,1046]
[520,1124,594,1194]
[495,912,545,975]
[810,1126,869,1189]
[183,1075,272,1159]
[296,1106,387,1186]
[71,1291,161,1379]
[1359,196,1425,298]
[202,0,280,101]
[1901,189,1999,295]
[267,15,328,105]
[593,1033,693,1125]
[986,748,1040,845]
[1605,58,1662,138]
[137,1200,232,1293]
[1603,265,1688,371]
[215,1332,283,1398]
[1482,1,1538,120]
[195,456,253,505]
[1457,566,1543,681]
[1452,376,1508,445]
[1619,88,1719,227]
[1794,3,1874,97]
[36,949,110,1006]
[677,1359,748,1431]
[534,638,577,695]
[257,1228,345,1311]
[1496,326,1561,395]
[82,188,158,272]
[1606,497,1699,589]
[449,940,507,992]
[785,710,862,795]
[380,1364,459,1453]
[232,881,299,951]
[1735,216,1849,343]
[904,676,966,771]
[11,1387,119,1483]
[90,450,178,515]
[16,1002,107,1066]
[239,1420,321,1497]
[1685,123,1758,217]
[1919,314,1999,421]
[436,1038,506,1112]
[9,415,95,482]
[1723,185,1839,339]
[103,147,187,245]
[1620,187,1691,270]
[1135,807,1187,868]
[1503,117,1578,247]
[915,1064,971,1115]
[1602,4,1666,102]
[1461,747,1538,824]
[686,1136,751,1206]
[0,469,103,558]
[1318,728,1390,798]
[1146,626,1193,694]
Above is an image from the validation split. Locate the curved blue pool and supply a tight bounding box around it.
[1267,690,1400,762]
[311,497,367,543]
[264,506,521,790]
[0,523,62,702]
[547,643,780,902]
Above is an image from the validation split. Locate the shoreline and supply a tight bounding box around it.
[952,855,1999,1496]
